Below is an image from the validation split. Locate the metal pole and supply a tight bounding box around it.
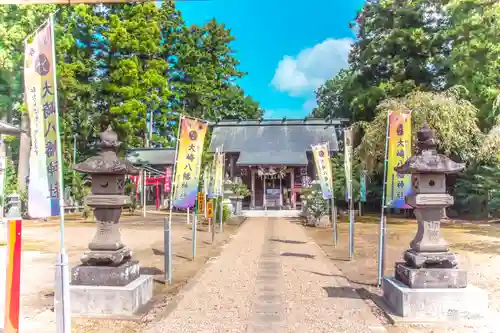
[211,216,215,244]
[219,148,224,233]
[204,192,207,219]
[331,198,337,246]
[192,211,197,259]
[48,13,71,333]
[164,217,172,284]
[186,207,190,224]
[142,169,147,217]
[327,141,337,247]
[377,111,391,286]
[345,128,355,261]
[165,114,183,283]
[263,175,266,211]
[279,173,282,210]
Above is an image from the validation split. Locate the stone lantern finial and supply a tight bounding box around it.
[100,125,121,150]
[417,122,437,151]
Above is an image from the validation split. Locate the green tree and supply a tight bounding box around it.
[311,69,358,120]
[442,0,500,128]
[357,88,484,173]
[0,4,58,190]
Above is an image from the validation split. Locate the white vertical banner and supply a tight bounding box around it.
[24,20,56,218]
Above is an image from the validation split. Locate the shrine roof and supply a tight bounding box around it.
[126,148,176,166]
[209,118,344,154]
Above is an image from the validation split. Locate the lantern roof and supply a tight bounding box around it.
[74,126,140,175]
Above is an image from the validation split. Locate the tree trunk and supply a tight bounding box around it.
[17,111,30,193]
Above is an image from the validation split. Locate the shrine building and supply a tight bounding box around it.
[125,118,348,212]
[208,118,347,210]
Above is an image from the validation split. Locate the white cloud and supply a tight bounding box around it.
[302,98,317,112]
[271,38,353,96]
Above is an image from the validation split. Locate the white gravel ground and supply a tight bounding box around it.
[146,217,387,333]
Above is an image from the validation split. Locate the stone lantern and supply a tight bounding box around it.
[70,126,153,317]
[383,123,489,321]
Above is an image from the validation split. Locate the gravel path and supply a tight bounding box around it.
[147,217,387,333]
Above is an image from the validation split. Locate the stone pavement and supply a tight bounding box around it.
[147,217,387,333]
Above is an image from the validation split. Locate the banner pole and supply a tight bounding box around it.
[142,169,147,217]
[165,114,183,283]
[219,146,224,233]
[327,141,337,247]
[48,14,71,333]
[344,128,354,261]
[377,110,391,286]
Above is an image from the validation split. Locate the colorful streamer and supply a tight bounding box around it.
[385,110,412,208]
[172,116,207,208]
[311,142,333,199]
[4,219,22,333]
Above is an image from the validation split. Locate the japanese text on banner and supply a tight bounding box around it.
[311,143,333,199]
[24,20,60,218]
[385,110,412,208]
[213,150,224,196]
[172,117,207,209]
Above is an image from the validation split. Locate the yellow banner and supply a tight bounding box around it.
[385,110,412,208]
[311,142,333,199]
[172,116,207,208]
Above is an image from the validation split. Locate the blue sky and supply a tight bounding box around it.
[177,0,364,119]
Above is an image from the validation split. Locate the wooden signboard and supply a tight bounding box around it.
[197,192,205,214]
[206,201,213,218]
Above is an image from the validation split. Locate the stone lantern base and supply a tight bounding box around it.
[382,276,489,322]
[69,260,153,318]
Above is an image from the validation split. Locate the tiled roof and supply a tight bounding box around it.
[209,118,341,153]
[126,148,176,166]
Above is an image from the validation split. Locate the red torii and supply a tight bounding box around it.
[130,167,172,210]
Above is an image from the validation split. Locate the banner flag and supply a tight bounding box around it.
[213,149,224,197]
[385,110,412,208]
[172,116,207,208]
[4,219,22,333]
[164,167,172,193]
[202,165,209,194]
[25,19,61,218]
[311,142,333,199]
[207,158,216,199]
[344,128,353,200]
[360,170,367,202]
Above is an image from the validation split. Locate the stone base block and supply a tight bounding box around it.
[395,263,467,288]
[70,274,153,318]
[81,247,132,266]
[404,250,457,268]
[71,260,140,286]
[383,277,488,321]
